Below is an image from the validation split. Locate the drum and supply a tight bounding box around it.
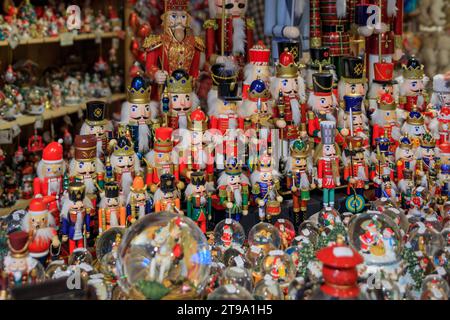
[267,200,281,216]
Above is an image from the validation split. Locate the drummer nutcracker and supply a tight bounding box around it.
[33,140,65,225]
[20,197,60,265]
[60,182,92,254]
[80,101,113,158]
[285,140,316,226]
[69,134,104,207]
[343,136,370,197]
[144,0,204,85]
[185,171,212,233]
[121,74,155,155]
[217,157,250,222]
[204,0,255,65]
[367,60,398,112]
[98,181,126,233]
[126,175,152,224]
[250,153,283,222]
[243,41,271,100]
[398,56,429,113]
[314,121,342,210]
[153,173,182,214]
[371,92,401,151]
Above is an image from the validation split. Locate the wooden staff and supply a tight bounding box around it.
[221,0,225,57]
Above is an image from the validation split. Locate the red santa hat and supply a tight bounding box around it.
[42,139,63,164]
[383,227,394,236]
[28,197,49,216]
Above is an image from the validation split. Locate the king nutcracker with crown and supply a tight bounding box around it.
[143,0,204,87]
[60,182,92,254]
[185,170,212,234]
[204,0,254,66]
[398,56,429,113]
[98,181,126,233]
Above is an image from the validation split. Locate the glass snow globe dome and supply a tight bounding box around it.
[248,222,281,254]
[116,212,212,300]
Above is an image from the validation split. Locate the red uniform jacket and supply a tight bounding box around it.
[318,157,340,189]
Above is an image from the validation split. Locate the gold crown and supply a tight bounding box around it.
[187,108,208,132]
[225,158,242,176]
[105,183,119,193]
[127,76,151,104]
[420,132,436,148]
[290,140,309,159]
[69,182,85,202]
[111,135,135,157]
[276,61,298,79]
[406,107,425,125]
[378,97,397,111]
[167,74,193,94]
[402,63,424,80]
[399,135,413,149]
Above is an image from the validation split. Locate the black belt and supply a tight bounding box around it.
[322,24,349,33]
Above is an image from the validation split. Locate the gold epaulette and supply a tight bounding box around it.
[143,34,162,50]
[195,36,205,51]
[246,18,255,29]
[307,110,315,120]
[399,96,407,104]
[203,19,218,30]
[252,183,260,194]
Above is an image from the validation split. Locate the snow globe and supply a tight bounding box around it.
[248,222,282,254]
[213,218,245,251]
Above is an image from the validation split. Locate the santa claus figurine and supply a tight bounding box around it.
[153,173,182,214]
[20,197,60,266]
[98,181,126,233]
[204,0,254,66]
[398,56,429,113]
[33,140,65,225]
[367,60,398,113]
[371,92,401,152]
[243,41,271,100]
[60,182,93,254]
[185,170,212,233]
[80,101,113,158]
[126,175,152,225]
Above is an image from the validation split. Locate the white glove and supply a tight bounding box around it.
[283,26,300,39]
[155,70,168,85]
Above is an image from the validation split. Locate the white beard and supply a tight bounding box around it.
[299,172,310,189]
[138,204,146,218]
[34,227,55,243]
[138,124,151,154]
[232,17,246,55]
[290,98,301,125]
[178,114,188,129]
[357,165,368,181]
[84,176,96,194]
[233,188,242,206]
[121,172,133,198]
[96,139,104,157]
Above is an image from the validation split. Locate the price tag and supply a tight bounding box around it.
[35,116,44,129]
[278,219,285,223]
[0,129,13,144]
[225,218,232,225]
[60,32,75,46]
[11,124,21,138]
[269,250,283,256]
[95,30,103,44]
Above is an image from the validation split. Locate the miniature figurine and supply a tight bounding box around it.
[370,135,396,198]
[398,56,429,113]
[337,56,367,103]
[343,136,370,197]
[185,171,212,233]
[400,108,427,149]
[429,105,450,146]
[64,77,82,106]
[243,41,271,100]
[367,60,398,113]
[371,92,401,152]
[338,95,370,149]
[98,182,126,233]
[153,173,182,214]
[50,80,64,108]
[126,175,152,224]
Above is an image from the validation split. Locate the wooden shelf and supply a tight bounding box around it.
[0,31,124,47]
[0,199,31,217]
[0,93,126,131]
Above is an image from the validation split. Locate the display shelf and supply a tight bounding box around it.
[0,93,126,131]
[0,31,124,47]
[0,199,31,217]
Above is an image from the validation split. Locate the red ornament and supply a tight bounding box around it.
[130,38,140,56]
[136,50,146,64]
[137,23,151,39]
[128,12,139,33]
[279,49,295,67]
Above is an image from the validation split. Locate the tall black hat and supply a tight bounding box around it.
[312,73,333,95]
[105,182,119,198]
[341,56,365,83]
[160,173,176,193]
[86,101,107,126]
[277,41,302,62]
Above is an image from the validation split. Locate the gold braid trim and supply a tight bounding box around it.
[246,18,255,29]
[203,19,218,30]
[143,34,162,50]
[195,36,205,51]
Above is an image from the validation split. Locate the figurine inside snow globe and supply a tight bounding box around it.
[420,275,449,300]
[248,222,282,254]
[261,250,295,288]
[253,276,284,300]
[408,223,445,265]
[27,87,47,115]
[274,219,296,249]
[116,213,211,300]
[220,266,254,293]
[213,218,245,251]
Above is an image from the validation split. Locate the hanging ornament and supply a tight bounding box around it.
[137,23,151,39]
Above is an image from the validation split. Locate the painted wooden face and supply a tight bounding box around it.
[214,0,247,16]
[170,93,192,115]
[323,144,336,157]
[166,10,188,29]
[127,102,151,124]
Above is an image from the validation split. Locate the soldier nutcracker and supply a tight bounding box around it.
[250,153,283,222]
[80,101,113,158]
[395,135,417,182]
[437,142,450,201]
[398,56,429,113]
[60,182,92,254]
[367,60,398,113]
[20,197,60,266]
[314,121,342,210]
[144,0,204,85]
[371,92,401,151]
[217,157,250,222]
[185,171,212,233]
[285,140,315,226]
[264,0,309,61]
[397,170,414,210]
[98,181,126,233]
[343,136,370,197]
[337,56,366,104]
[304,47,337,94]
[153,173,182,214]
[69,134,104,207]
[126,175,153,225]
[429,106,450,146]
[121,74,155,155]
[243,41,271,100]
[338,95,370,149]
[416,132,439,191]
[370,135,395,198]
[33,140,65,225]
[204,0,254,65]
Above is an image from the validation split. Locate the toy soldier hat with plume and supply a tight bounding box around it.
[167,69,193,94]
[402,56,424,80]
[420,132,436,149]
[225,157,242,176]
[85,101,107,126]
[433,74,450,94]
[342,56,365,84]
[249,41,271,65]
[187,108,208,131]
[42,140,63,163]
[406,107,425,126]
[320,121,336,145]
[399,135,413,149]
[312,73,333,96]
[74,134,97,161]
[112,135,135,156]
[373,60,397,84]
[68,182,86,202]
[249,78,271,102]
[105,181,120,198]
[190,170,206,186]
[160,173,176,193]
[276,48,298,78]
[7,231,31,258]
[290,139,310,159]
[166,0,188,11]
[343,95,363,114]
[377,92,397,111]
[277,41,302,62]
[154,127,173,153]
[308,47,334,71]
[127,73,151,104]
[131,175,147,193]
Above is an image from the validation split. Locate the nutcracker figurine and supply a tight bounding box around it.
[285,140,315,226]
[243,41,271,100]
[367,60,398,112]
[400,108,427,148]
[338,95,370,149]
[109,133,143,200]
[429,74,450,111]
[304,47,337,93]
[337,56,366,103]
[121,74,155,155]
[370,135,395,198]
[217,157,250,222]
[429,106,450,146]
[398,56,429,113]
[204,0,254,65]
[80,101,113,158]
[165,69,200,130]
[263,0,309,61]
[98,182,126,233]
[33,140,65,225]
[185,171,212,233]
[314,121,342,209]
[343,136,370,197]
[416,132,438,190]
[126,175,153,225]
[20,197,60,265]
[153,173,182,214]
[397,170,414,210]
[60,182,92,254]
[437,142,450,201]
[144,0,204,84]
[69,134,104,206]
[250,153,283,222]
[370,92,401,151]
[395,135,417,182]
